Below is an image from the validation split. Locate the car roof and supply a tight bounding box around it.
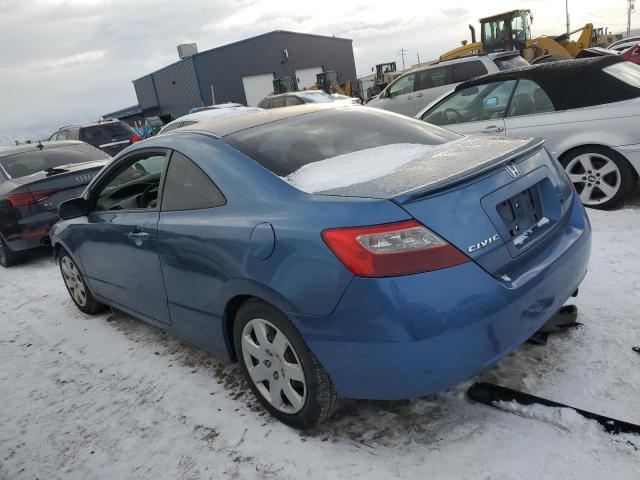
[455,56,638,111]
[610,36,640,48]
[178,103,346,137]
[55,120,127,130]
[0,140,87,158]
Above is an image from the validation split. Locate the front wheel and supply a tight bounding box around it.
[59,249,105,314]
[560,147,635,210]
[234,299,337,429]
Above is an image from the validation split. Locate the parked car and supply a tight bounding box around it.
[49,120,142,156]
[366,52,529,117]
[188,102,244,114]
[0,141,110,267]
[52,105,591,428]
[416,56,640,209]
[258,90,360,109]
[159,106,261,134]
[608,36,640,51]
[576,43,640,65]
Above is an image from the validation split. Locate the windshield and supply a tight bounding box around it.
[603,61,640,88]
[80,122,133,143]
[224,107,460,177]
[0,143,109,179]
[297,92,335,103]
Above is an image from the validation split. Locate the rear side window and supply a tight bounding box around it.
[452,61,488,83]
[603,61,640,88]
[388,73,416,97]
[161,152,226,211]
[508,79,555,117]
[80,123,133,144]
[225,108,459,176]
[286,96,302,106]
[417,66,452,90]
[259,99,271,108]
[57,130,70,140]
[0,143,109,179]
[162,122,182,133]
[271,97,286,108]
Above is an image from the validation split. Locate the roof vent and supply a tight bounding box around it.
[177,43,198,59]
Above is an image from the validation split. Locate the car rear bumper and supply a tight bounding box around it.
[291,197,591,400]
[0,211,58,252]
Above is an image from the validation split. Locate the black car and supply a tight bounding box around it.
[49,120,141,156]
[0,141,110,267]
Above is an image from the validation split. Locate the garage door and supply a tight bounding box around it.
[295,67,323,90]
[242,73,275,107]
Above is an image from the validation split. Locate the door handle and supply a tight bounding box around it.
[415,93,423,98]
[407,95,413,100]
[128,231,149,241]
[484,126,504,133]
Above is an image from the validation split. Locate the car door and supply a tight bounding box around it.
[78,149,171,324]
[377,72,417,116]
[502,79,564,153]
[419,79,517,136]
[414,65,454,112]
[156,150,228,352]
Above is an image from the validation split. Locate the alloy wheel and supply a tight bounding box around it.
[60,256,87,307]
[240,318,307,414]
[565,153,622,206]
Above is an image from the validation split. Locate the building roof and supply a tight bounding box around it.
[175,103,345,137]
[103,104,143,119]
[457,56,638,111]
[133,30,353,83]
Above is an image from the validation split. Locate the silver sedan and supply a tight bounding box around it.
[415,57,640,209]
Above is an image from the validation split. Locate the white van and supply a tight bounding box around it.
[366,52,528,117]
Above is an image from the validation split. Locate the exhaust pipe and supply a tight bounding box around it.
[469,25,476,43]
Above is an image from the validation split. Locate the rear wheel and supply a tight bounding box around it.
[0,236,26,268]
[560,146,635,209]
[234,299,337,429]
[59,250,105,314]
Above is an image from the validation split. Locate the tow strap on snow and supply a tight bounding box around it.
[468,382,640,436]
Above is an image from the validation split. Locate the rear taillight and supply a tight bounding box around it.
[130,134,143,144]
[321,220,470,277]
[3,189,58,207]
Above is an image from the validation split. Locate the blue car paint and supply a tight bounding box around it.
[52,125,591,400]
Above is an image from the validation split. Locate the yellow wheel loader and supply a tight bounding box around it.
[440,9,595,64]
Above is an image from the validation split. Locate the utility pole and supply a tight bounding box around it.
[565,0,570,37]
[398,48,408,70]
[629,0,635,37]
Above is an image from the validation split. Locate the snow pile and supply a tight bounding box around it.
[284,143,439,193]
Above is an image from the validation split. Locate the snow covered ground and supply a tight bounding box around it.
[1,197,639,479]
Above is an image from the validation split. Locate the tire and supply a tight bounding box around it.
[234,299,338,429]
[560,146,635,210]
[58,249,105,314]
[0,236,26,268]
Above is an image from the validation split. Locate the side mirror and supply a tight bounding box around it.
[484,96,499,108]
[58,197,88,220]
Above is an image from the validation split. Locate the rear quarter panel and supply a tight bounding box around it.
[504,100,640,157]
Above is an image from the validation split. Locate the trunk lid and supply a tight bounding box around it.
[314,136,573,278]
[15,160,108,212]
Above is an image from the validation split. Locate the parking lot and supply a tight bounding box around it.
[1,196,639,480]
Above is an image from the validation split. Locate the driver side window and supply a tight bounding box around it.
[388,73,416,97]
[421,80,517,126]
[95,152,168,212]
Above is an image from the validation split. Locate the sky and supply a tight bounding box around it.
[0,0,636,133]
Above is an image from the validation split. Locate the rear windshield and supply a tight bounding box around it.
[224,108,460,176]
[0,143,109,179]
[297,92,335,103]
[80,123,133,143]
[603,61,640,88]
[494,55,530,71]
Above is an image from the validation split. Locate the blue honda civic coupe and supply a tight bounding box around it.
[51,105,591,429]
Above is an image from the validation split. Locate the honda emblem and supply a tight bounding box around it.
[505,162,521,178]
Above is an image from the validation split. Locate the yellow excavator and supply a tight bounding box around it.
[440,9,595,64]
